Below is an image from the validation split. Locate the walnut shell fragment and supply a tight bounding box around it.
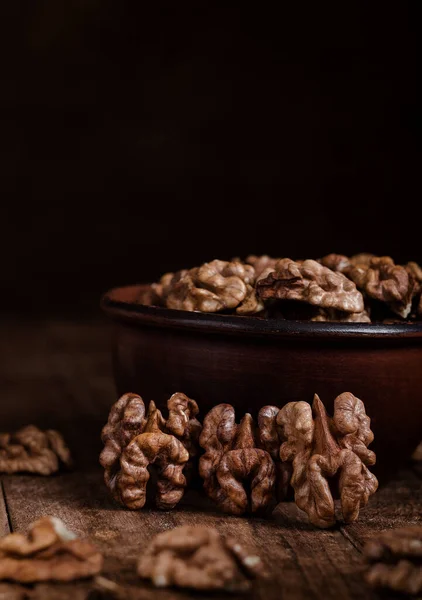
[277,393,378,528]
[257,259,364,314]
[364,526,422,595]
[0,517,103,583]
[348,256,416,318]
[199,405,276,515]
[137,525,263,592]
[0,426,72,475]
[100,392,201,510]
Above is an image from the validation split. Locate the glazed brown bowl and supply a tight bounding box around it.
[101,284,422,477]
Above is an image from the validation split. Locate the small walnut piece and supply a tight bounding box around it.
[100,392,201,510]
[245,255,278,278]
[151,270,189,306]
[0,426,72,475]
[166,393,202,482]
[258,405,292,500]
[0,517,103,583]
[257,259,364,314]
[406,261,422,291]
[199,405,276,515]
[364,526,422,595]
[348,256,416,318]
[137,525,263,592]
[349,253,376,267]
[165,259,262,314]
[277,393,378,528]
[311,308,371,323]
[319,253,351,273]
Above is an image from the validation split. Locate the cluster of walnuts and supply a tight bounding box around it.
[143,253,422,323]
[0,517,263,594]
[100,391,378,528]
[0,426,72,476]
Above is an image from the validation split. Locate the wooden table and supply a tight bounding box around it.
[0,319,421,599]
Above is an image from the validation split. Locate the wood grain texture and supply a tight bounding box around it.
[0,482,10,537]
[341,469,422,552]
[0,319,420,600]
[2,471,375,600]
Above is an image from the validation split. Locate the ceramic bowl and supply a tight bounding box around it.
[101,284,422,477]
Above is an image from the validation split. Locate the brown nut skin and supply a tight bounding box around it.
[278,393,378,528]
[258,405,292,500]
[406,261,422,291]
[348,256,416,318]
[137,525,263,592]
[257,259,364,314]
[166,392,201,458]
[364,526,422,595]
[166,392,202,485]
[0,426,72,476]
[100,393,146,491]
[349,253,376,266]
[216,448,275,515]
[164,259,262,314]
[150,269,189,307]
[118,430,188,510]
[199,406,276,515]
[319,253,351,273]
[0,517,103,583]
[245,255,278,278]
[311,308,371,323]
[100,393,200,510]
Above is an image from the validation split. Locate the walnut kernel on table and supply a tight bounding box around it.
[137,525,263,592]
[0,426,72,475]
[199,404,277,515]
[256,259,365,314]
[100,392,201,510]
[277,392,378,528]
[364,526,422,595]
[0,517,102,583]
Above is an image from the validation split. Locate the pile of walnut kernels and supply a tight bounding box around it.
[100,391,378,529]
[143,253,422,323]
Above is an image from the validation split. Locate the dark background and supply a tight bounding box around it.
[0,2,419,314]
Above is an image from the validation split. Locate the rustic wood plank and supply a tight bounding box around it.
[0,319,420,600]
[2,469,375,600]
[0,481,10,537]
[0,320,372,600]
[340,468,422,553]
[412,443,422,480]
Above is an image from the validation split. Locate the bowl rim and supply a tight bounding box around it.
[101,285,422,340]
